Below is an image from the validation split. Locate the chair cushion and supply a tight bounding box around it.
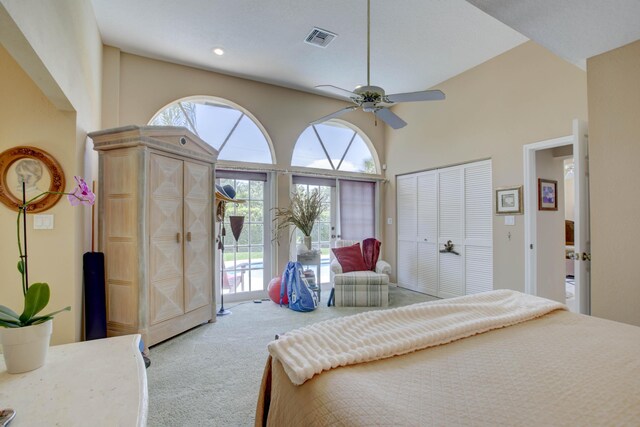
[331,243,367,273]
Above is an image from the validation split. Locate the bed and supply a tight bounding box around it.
[256,290,640,426]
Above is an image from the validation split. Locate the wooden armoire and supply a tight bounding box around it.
[90,125,218,346]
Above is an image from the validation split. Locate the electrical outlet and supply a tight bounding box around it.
[387,217,393,225]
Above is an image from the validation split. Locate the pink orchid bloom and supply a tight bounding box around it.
[67,176,95,206]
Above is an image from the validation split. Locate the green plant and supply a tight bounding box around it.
[273,189,326,240]
[0,176,95,328]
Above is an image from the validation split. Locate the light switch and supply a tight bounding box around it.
[33,214,54,230]
[504,216,515,226]
[387,217,393,225]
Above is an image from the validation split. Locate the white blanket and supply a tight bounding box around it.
[268,290,566,385]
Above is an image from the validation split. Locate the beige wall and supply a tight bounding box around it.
[384,41,588,291]
[0,45,77,344]
[588,39,640,326]
[535,151,566,303]
[103,49,386,280]
[0,0,102,343]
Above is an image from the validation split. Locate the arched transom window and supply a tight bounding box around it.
[291,121,378,174]
[149,97,274,164]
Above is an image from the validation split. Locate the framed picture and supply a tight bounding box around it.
[495,186,523,215]
[0,146,66,213]
[538,178,558,211]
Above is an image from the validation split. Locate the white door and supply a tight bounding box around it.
[523,119,590,314]
[417,171,438,295]
[396,175,418,290]
[438,166,465,298]
[573,120,590,314]
[464,161,494,294]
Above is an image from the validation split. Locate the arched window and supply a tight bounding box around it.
[291,120,378,174]
[149,97,274,164]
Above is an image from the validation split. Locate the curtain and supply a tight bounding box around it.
[339,180,375,241]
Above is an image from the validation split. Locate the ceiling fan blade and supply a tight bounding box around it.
[315,85,361,100]
[310,106,359,125]
[385,90,446,103]
[374,108,407,129]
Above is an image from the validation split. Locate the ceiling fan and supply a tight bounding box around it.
[311,0,445,129]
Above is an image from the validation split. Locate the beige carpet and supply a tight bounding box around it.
[146,284,437,426]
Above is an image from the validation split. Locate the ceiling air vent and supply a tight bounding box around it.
[304,27,337,48]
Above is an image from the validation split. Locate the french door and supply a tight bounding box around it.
[216,171,271,301]
[291,176,379,284]
[292,179,335,284]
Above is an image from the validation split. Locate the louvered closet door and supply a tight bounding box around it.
[149,154,184,324]
[417,171,438,296]
[464,161,493,294]
[183,161,212,312]
[438,166,464,298]
[397,175,418,290]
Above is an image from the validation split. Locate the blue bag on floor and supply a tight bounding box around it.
[280,261,318,312]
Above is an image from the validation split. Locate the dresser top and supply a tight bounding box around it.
[0,334,148,426]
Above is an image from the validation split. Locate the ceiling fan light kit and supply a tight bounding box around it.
[312,0,445,129]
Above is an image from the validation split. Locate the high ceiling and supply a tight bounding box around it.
[90,0,527,97]
[91,0,640,98]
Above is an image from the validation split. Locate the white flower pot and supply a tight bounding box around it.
[0,319,52,374]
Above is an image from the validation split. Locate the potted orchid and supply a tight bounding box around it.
[0,176,95,373]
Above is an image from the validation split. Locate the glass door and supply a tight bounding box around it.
[217,172,270,301]
[293,182,335,284]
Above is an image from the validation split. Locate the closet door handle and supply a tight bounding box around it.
[187,232,192,242]
[176,232,181,243]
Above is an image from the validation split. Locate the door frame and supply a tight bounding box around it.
[523,119,589,314]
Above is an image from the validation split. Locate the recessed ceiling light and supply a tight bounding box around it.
[213,47,225,56]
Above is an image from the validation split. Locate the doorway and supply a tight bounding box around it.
[523,119,590,314]
[216,171,272,302]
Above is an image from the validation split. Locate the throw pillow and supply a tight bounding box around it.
[332,243,367,273]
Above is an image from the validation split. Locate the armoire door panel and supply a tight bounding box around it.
[397,240,417,290]
[184,162,210,200]
[150,155,183,198]
[149,277,185,324]
[149,197,183,238]
[149,240,183,282]
[185,272,210,312]
[183,161,211,313]
[417,242,438,295]
[150,154,184,322]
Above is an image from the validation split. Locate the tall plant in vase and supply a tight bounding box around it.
[273,188,326,252]
[0,177,95,374]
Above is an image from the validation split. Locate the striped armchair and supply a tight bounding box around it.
[328,240,390,307]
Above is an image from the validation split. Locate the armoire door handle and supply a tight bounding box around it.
[187,232,192,242]
[176,232,181,243]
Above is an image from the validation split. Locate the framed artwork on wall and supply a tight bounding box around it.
[538,178,558,211]
[0,146,66,213]
[495,185,523,215]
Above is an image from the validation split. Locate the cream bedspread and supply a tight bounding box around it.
[257,294,640,426]
[268,290,565,385]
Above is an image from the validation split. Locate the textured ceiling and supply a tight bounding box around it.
[467,0,640,69]
[90,0,528,97]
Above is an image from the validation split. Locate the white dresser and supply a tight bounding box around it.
[0,335,148,426]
